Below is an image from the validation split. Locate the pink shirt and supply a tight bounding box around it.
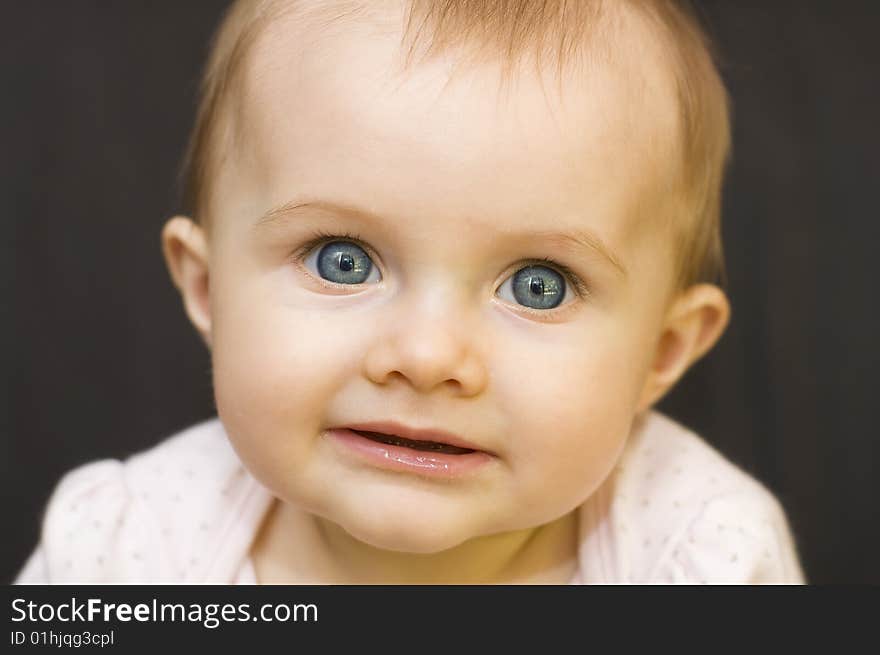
[15,411,805,584]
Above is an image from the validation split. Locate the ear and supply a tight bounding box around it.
[161,216,212,348]
[637,283,731,412]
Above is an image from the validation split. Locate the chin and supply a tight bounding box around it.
[335,508,477,555]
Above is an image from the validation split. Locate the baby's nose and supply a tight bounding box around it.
[362,291,488,396]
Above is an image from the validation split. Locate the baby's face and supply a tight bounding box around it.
[205,5,682,552]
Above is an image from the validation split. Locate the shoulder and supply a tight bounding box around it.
[16,419,265,584]
[590,411,805,584]
[621,410,769,499]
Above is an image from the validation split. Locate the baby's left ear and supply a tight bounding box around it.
[637,283,731,412]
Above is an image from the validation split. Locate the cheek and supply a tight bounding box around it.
[497,323,648,433]
[208,273,370,472]
[494,323,651,510]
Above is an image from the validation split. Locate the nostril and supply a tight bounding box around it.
[362,330,487,397]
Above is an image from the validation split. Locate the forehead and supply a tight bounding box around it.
[222,1,681,250]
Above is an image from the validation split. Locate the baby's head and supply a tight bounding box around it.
[163,0,732,554]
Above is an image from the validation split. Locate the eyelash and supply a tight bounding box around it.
[295,229,370,263]
[293,230,590,308]
[524,257,590,299]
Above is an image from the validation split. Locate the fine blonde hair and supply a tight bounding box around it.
[180,0,731,290]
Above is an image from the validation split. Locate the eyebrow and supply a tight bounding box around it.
[255,199,628,277]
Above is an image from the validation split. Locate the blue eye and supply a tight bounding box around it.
[304,240,381,285]
[497,264,568,310]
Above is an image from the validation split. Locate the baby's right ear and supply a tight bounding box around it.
[161,216,212,348]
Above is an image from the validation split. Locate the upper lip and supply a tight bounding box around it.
[337,421,491,454]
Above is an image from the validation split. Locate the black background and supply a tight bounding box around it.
[3,1,878,584]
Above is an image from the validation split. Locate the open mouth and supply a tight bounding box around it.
[350,430,477,455]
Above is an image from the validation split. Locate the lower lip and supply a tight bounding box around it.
[325,428,495,477]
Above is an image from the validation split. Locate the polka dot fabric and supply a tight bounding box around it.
[14,412,804,584]
[15,420,273,584]
[573,412,805,583]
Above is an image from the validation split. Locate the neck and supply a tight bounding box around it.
[252,501,580,585]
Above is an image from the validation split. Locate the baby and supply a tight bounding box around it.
[16,0,804,584]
